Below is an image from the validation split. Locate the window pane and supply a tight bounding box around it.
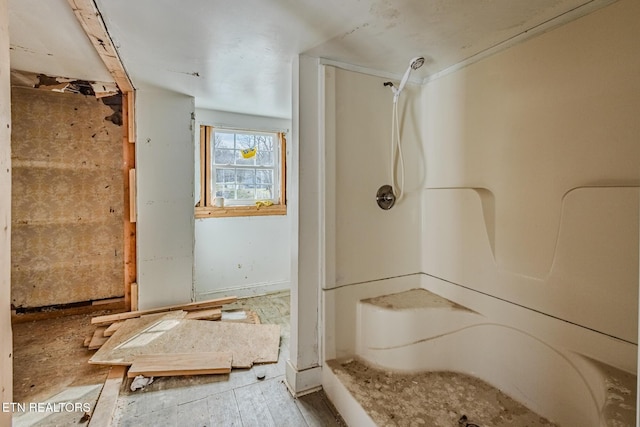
[256,151,273,166]
[237,169,255,186]
[256,169,273,185]
[236,185,255,199]
[215,184,236,199]
[214,148,234,165]
[235,134,254,149]
[255,135,274,151]
[214,132,235,149]
[215,168,236,184]
[256,186,273,199]
[235,149,255,166]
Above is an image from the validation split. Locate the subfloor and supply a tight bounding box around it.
[12,291,345,427]
[328,359,557,427]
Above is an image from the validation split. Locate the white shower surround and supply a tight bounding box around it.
[318,0,640,424]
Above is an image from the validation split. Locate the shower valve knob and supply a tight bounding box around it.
[376,185,396,210]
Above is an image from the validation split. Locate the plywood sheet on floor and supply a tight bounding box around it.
[90,316,280,368]
[127,352,232,378]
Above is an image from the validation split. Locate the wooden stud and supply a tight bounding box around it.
[122,92,136,311]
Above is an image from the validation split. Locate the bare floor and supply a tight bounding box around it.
[328,359,557,427]
[12,291,345,427]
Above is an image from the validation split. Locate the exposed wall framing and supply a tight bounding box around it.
[68,0,137,310]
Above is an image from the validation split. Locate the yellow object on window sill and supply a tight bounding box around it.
[255,200,274,209]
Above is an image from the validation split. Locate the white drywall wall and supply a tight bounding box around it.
[0,0,12,423]
[136,85,195,309]
[421,0,639,345]
[193,109,291,298]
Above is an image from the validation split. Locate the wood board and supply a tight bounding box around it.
[185,308,222,320]
[103,321,124,337]
[89,317,280,369]
[88,365,126,427]
[88,327,109,350]
[127,352,232,378]
[91,295,236,326]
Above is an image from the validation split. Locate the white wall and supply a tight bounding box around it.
[421,0,639,358]
[136,84,195,309]
[0,0,12,424]
[193,108,291,299]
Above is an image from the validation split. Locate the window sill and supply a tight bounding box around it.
[195,204,287,218]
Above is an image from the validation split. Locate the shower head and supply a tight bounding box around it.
[395,56,425,98]
[410,56,425,70]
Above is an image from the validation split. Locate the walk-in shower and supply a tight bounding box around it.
[376,56,424,210]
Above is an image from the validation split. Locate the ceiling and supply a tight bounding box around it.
[9,0,616,119]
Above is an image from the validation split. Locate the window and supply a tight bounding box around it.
[196,125,287,218]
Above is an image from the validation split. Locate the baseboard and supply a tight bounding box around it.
[194,280,290,300]
[284,361,322,397]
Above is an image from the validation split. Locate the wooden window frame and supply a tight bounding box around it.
[195,125,287,218]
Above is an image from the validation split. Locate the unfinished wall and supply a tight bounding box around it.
[0,0,12,423]
[421,0,639,355]
[194,108,291,299]
[10,87,124,308]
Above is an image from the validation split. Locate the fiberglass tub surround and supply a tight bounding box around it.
[320,1,639,425]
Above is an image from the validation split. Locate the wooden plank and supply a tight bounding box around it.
[128,169,136,223]
[130,282,138,311]
[91,296,237,326]
[67,0,134,93]
[127,351,232,378]
[103,321,124,337]
[90,319,280,369]
[83,335,92,347]
[185,308,221,320]
[234,381,277,427]
[88,327,109,350]
[127,91,135,143]
[88,365,126,427]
